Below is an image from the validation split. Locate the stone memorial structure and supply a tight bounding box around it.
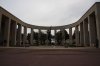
[0,2,100,48]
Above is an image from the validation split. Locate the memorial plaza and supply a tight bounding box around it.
[0,2,100,66]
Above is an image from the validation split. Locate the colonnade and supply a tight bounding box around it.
[0,2,100,48]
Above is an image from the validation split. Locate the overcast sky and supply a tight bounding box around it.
[0,0,100,26]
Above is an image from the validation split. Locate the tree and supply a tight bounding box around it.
[64,30,69,40]
[40,32,47,45]
[56,30,69,45]
[47,30,52,44]
[27,33,31,44]
[56,31,62,45]
[34,32,39,45]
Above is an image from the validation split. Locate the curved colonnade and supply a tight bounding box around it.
[0,2,100,48]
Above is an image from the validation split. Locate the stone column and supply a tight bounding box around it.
[83,19,89,46]
[69,27,72,45]
[49,29,51,45]
[61,29,65,45]
[38,29,41,45]
[80,22,84,46]
[30,28,33,46]
[17,24,22,46]
[5,18,11,47]
[88,14,97,47]
[54,29,57,45]
[95,4,100,48]
[11,22,17,46]
[23,26,27,46]
[0,13,2,44]
[46,29,50,45]
[0,13,2,34]
[75,25,79,47]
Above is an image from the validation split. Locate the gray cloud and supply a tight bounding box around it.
[0,0,100,26]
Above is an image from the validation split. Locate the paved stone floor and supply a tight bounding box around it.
[0,47,100,66]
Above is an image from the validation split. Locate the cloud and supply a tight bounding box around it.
[0,0,100,26]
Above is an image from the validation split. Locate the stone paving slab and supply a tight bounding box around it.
[0,47,100,66]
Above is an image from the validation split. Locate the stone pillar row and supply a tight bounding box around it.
[0,15,96,47]
[0,13,96,47]
[75,11,99,47]
[67,11,99,47]
[75,16,95,47]
[0,8,100,48]
[0,19,71,47]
